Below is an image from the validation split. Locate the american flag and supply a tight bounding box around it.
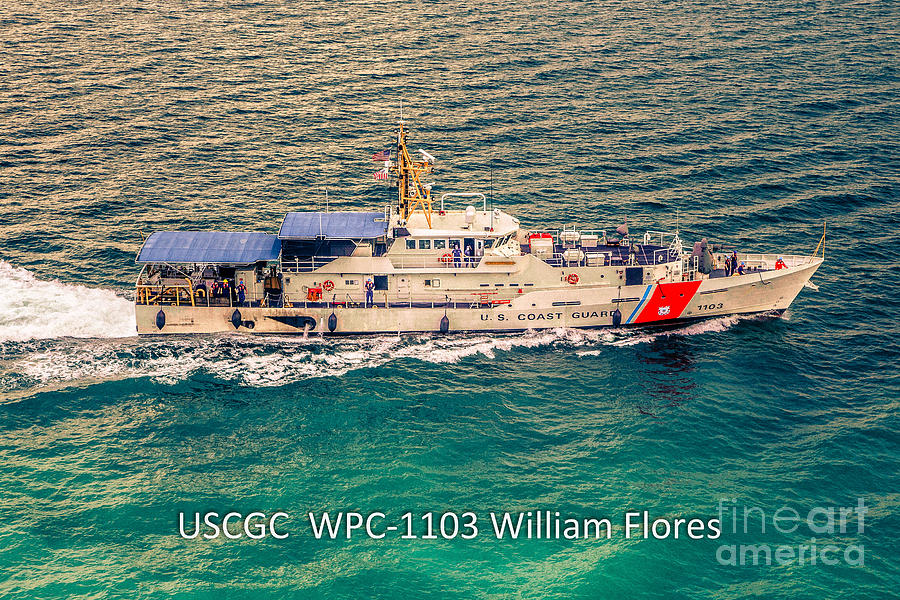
[372,149,390,161]
[373,168,390,180]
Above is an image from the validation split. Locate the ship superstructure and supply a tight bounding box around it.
[134,121,824,335]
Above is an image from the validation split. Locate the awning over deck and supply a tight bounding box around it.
[136,231,281,264]
[278,211,388,240]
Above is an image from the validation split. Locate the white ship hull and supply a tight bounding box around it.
[136,258,821,336]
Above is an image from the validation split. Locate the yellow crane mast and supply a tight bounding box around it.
[391,121,435,227]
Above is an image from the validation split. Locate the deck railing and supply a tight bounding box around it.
[135,286,520,310]
[733,253,810,270]
[281,256,342,272]
[280,255,493,272]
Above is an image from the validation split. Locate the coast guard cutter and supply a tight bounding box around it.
[134,121,824,335]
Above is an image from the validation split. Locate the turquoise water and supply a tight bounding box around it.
[1,1,898,598]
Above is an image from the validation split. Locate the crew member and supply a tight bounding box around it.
[464,245,473,267]
[775,257,787,270]
[722,255,731,277]
[730,251,738,275]
[237,278,247,306]
[452,245,462,268]
[365,278,375,307]
[222,279,231,302]
[737,261,746,276]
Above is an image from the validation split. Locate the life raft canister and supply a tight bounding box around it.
[155,309,166,330]
[322,280,335,292]
[231,309,242,329]
[566,273,580,285]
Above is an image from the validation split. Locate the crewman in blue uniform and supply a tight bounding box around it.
[237,278,247,306]
[452,245,462,268]
[365,278,375,307]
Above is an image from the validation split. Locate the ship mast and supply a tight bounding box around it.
[391,121,435,227]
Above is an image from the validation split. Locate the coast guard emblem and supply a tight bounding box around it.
[657,306,671,316]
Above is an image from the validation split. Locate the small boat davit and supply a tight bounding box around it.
[134,120,824,335]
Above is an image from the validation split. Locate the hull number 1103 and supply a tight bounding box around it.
[697,303,724,311]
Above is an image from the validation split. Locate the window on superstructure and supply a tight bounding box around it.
[418,240,432,250]
[434,239,446,249]
[425,279,441,288]
[484,239,495,248]
[406,239,416,250]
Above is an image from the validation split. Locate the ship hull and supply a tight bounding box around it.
[136,259,821,336]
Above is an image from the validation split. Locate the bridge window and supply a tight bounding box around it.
[406,239,416,250]
[418,239,431,250]
[434,239,447,249]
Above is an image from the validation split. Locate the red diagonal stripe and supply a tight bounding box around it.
[632,280,702,324]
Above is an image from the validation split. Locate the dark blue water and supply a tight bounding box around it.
[1,1,898,598]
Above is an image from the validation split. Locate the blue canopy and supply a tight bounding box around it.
[136,231,281,264]
[279,211,388,240]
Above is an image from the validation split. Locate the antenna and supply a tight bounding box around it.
[325,187,329,213]
[400,99,404,123]
[490,163,494,230]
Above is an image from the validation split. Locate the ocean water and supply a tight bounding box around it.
[1,1,898,598]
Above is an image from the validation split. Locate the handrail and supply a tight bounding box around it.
[281,256,343,272]
[439,192,487,212]
[733,253,808,269]
[388,255,484,269]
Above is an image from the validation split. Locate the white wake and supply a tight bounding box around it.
[0,261,136,342]
[0,263,766,394]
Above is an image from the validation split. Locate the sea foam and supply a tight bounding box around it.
[0,263,757,393]
[0,261,136,342]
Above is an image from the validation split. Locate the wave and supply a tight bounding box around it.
[0,261,135,342]
[1,321,754,396]
[0,264,765,395]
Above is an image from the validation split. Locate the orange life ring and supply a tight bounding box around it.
[566,273,579,285]
[440,253,453,263]
[322,280,335,292]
